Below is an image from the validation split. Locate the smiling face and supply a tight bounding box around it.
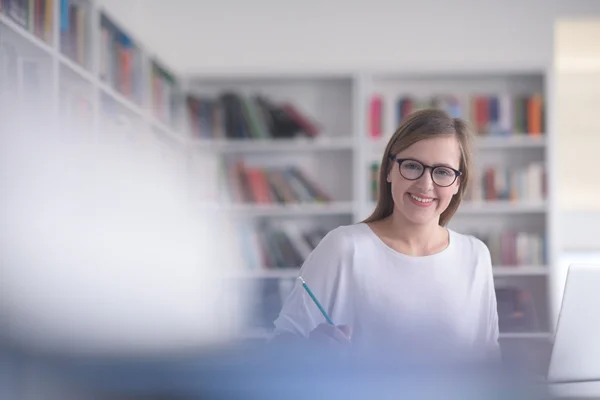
[387,135,462,226]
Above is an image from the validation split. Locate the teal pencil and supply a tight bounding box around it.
[298,276,335,326]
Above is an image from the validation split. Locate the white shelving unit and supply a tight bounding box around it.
[1,1,558,346]
[0,2,187,148]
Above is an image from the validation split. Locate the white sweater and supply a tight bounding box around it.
[273,223,500,363]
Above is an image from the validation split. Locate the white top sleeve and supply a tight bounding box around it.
[273,229,351,338]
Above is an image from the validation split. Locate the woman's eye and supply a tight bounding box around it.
[435,168,452,176]
[404,162,421,170]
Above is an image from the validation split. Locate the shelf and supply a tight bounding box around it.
[59,53,94,83]
[365,201,547,215]
[192,137,354,153]
[458,201,547,214]
[223,201,355,217]
[151,120,188,145]
[99,82,145,118]
[57,58,187,147]
[499,332,553,340]
[477,135,546,149]
[0,13,53,55]
[493,266,548,276]
[57,55,187,148]
[366,134,546,152]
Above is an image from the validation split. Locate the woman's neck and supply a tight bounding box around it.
[384,210,447,255]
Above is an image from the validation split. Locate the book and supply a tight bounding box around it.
[187,92,321,140]
[223,160,332,205]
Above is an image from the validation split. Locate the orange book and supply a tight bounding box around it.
[527,94,542,135]
[153,73,162,117]
[485,168,496,200]
[121,47,132,97]
[253,168,273,204]
[477,97,489,135]
[44,0,53,43]
[246,168,271,204]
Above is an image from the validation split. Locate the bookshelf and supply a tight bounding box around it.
[0,0,186,144]
[0,1,558,348]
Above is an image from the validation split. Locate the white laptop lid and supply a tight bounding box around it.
[547,263,600,384]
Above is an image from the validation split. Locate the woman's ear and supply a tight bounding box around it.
[453,180,460,195]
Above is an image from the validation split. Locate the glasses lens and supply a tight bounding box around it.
[432,167,456,186]
[399,160,424,180]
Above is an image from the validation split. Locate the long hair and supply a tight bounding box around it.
[363,109,475,227]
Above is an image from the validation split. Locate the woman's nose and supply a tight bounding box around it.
[415,168,435,190]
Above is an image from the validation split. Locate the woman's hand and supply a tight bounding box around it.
[308,324,352,345]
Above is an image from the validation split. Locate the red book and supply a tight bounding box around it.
[369,95,382,138]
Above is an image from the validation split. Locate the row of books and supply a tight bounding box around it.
[240,227,547,270]
[466,163,546,202]
[1,0,53,44]
[475,231,546,266]
[250,278,296,331]
[60,0,88,67]
[368,93,544,138]
[99,12,144,105]
[497,286,540,332]
[237,221,328,270]
[187,93,321,140]
[232,223,545,273]
[223,160,331,205]
[150,60,177,125]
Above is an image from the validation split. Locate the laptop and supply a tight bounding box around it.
[547,264,600,396]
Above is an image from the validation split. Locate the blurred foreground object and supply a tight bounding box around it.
[0,108,247,357]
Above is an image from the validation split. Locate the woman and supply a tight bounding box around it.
[272,109,499,363]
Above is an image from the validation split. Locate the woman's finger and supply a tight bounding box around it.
[312,324,351,344]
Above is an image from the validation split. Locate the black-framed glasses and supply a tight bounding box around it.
[388,156,462,187]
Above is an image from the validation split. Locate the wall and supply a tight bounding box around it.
[97,0,600,75]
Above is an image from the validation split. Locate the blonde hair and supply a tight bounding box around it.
[363,108,475,227]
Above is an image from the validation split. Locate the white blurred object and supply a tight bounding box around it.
[0,111,248,356]
[547,263,600,396]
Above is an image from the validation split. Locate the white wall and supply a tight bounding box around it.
[97,0,600,75]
